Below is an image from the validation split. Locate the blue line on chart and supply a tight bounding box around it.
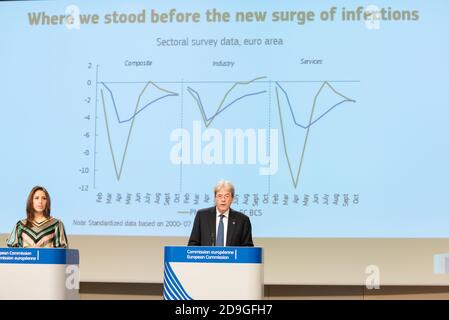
[186,87,267,125]
[275,82,356,129]
[101,82,178,124]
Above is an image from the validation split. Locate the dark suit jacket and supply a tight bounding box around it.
[188,206,254,247]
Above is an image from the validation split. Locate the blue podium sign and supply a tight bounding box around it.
[163,246,264,300]
[165,246,262,264]
[0,248,79,265]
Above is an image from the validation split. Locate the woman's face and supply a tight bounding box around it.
[32,190,47,215]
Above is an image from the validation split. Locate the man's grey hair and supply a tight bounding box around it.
[214,180,235,198]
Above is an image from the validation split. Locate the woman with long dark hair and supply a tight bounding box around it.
[6,186,68,248]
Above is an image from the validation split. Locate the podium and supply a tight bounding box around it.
[163,246,263,300]
[0,248,80,300]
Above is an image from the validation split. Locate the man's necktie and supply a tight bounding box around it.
[216,214,224,246]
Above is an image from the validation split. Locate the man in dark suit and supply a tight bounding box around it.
[188,180,254,247]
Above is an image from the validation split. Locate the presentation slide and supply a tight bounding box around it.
[1,0,448,238]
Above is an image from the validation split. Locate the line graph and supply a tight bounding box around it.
[3,0,448,240]
[101,82,179,124]
[95,72,357,189]
[275,81,356,188]
[186,76,267,127]
[97,76,270,183]
[100,80,179,181]
[275,82,355,129]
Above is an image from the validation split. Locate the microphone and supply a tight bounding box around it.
[211,232,215,246]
